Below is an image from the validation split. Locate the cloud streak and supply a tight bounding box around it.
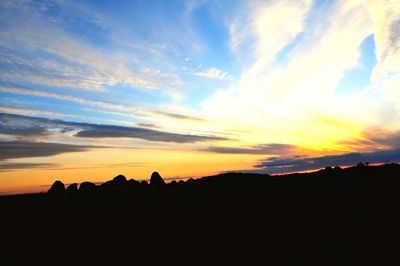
[340,128,400,151]
[204,143,295,155]
[194,68,227,80]
[0,162,58,171]
[0,140,94,161]
[0,113,227,143]
[0,85,205,122]
[75,124,225,143]
[0,104,71,118]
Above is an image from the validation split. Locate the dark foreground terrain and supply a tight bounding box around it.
[1,164,400,265]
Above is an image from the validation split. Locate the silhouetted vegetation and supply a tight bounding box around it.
[1,163,400,265]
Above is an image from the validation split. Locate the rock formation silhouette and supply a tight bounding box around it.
[79,181,96,192]
[112,174,127,183]
[128,178,140,186]
[150,171,166,186]
[48,180,65,193]
[66,183,78,193]
[100,174,127,191]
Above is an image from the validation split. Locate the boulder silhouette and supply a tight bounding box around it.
[66,183,78,192]
[100,174,127,191]
[79,182,97,192]
[128,178,140,187]
[48,180,65,193]
[113,174,127,183]
[150,172,165,186]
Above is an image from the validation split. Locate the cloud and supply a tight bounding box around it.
[0,85,145,115]
[0,85,205,122]
[341,128,400,151]
[155,111,205,122]
[0,0,179,92]
[0,162,58,171]
[0,113,227,143]
[368,0,400,77]
[75,124,225,143]
[202,1,383,149]
[0,0,213,103]
[368,129,400,149]
[45,162,147,171]
[254,149,400,174]
[194,68,227,80]
[228,0,312,68]
[136,123,159,129]
[0,140,93,161]
[0,24,154,92]
[205,143,295,154]
[184,0,209,14]
[0,139,147,171]
[366,0,400,111]
[0,104,71,117]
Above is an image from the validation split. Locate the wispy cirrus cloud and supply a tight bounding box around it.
[0,104,72,118]
[194,67,227,80]
[365,0,400,111]
[227,0,312,69]
[0,15,154,92]
[0,0,189,97]
[0,85,205,122]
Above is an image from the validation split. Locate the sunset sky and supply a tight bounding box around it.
[1,0,400,194]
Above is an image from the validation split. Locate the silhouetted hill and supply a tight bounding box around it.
[1,164,400,265]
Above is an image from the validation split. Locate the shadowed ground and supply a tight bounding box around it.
[1,164,400,265]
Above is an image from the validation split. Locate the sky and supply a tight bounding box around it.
[0,0,400,194]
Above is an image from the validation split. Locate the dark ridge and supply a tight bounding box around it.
[1,163,400,265]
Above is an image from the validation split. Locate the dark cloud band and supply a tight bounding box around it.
[0,113,227,143]
[204,143,295,154]
[0,141,93,161]
[0,162,58,171]
[254,149,400,174]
